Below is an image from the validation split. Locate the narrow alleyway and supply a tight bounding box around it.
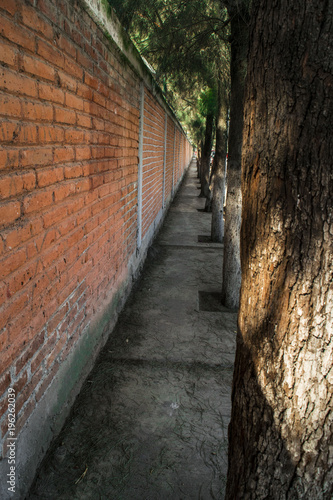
[28,160,237,500]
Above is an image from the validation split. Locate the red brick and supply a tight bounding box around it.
[38,125,64,144]
[9,123,38,145]
[37,167,64,187]
[23,189,53,214]
[0,200,21,226]
[31,332,56,373]
[76,50,93,72]
[45,334,67,369]
[30,274,50,307]
[64,129,85,144]
[13,370,28,396]
[43,205,68,228]
[84,40,97,61]
[15,365,42,415]
[93,64,108,87]
[83,100,103,118]
[37,39,64,69]
[76,82,93,100]
[40,228,59,251]
[75,206,91,227]
[64,22,84,49]
[0,148,7,169]
[0,14,35,52]
[75,178,90,194]
[0,398,8,423]
[20,147,53,167]
[92,117,105,131]
[15,330,45,376]
[0,92,21,117]
[65,92,84,111]
[26,234,44,261]
[53,146,75,164]
[40,244,65,274]
[58,71,76,92]
[0,41,17,67]
[3,216,43,250]
[22,100,53,121]
[0,0,19,16]
[56,33,76,58]
[36,0,58,25]
[0,121,17,143]
[20,4,54,40]
[21,54,55,82]
[52,183,75,202]
[0,371,11,395]
[64,164,82,179]
[84,72,99,90]
[0,249,27,285]
[92,35,106,57]
[92,91,106,108]
[66,196,84,215]
[77,113,91,129]
[63,57,83,80]
[75,146,91,161]
[54,107,76,125]
[0,332,28,377]
[38,82,64,104]
[47,303,68,334]
[5,260,37,299]
[0,171,36,200]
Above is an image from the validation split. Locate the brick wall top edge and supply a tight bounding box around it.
[81,0,188,138]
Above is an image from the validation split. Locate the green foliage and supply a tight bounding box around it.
[199,87,218,118]
[107,0,231,146]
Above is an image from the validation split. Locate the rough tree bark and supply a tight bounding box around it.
[197,141,203,179]
[221,0,249,308]
[210,78,228,242]
[199,112,214,198]
[226,1,333,498]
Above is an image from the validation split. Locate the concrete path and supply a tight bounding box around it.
[28,160,237,500]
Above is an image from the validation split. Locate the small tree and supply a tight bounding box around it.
[221,0,249,308]
[210,77,228,242]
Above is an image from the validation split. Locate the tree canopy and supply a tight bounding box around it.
[108,0,230,144]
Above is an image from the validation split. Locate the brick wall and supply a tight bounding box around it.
[141,88,165,239]
[0,0,192,496]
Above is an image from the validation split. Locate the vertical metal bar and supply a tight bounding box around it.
[172,124,176,195]
[162,112,167,208]
[137,82,144,250]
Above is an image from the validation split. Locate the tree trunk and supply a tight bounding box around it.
[226,1,333,498]
[199,112,214,197]
[211,79,228,242]
[197,141,203,179]
[221,1,248,309]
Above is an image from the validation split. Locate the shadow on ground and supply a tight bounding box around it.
[28,161,237,500]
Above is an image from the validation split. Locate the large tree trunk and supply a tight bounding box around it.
[221,0,249,308]
[226,1,333,498]
[199,112,214,197]
[211,79,228,242]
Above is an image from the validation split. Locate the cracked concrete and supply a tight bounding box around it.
[27,160,237,500]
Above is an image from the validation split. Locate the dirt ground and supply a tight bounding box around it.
[27,161,237,500]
